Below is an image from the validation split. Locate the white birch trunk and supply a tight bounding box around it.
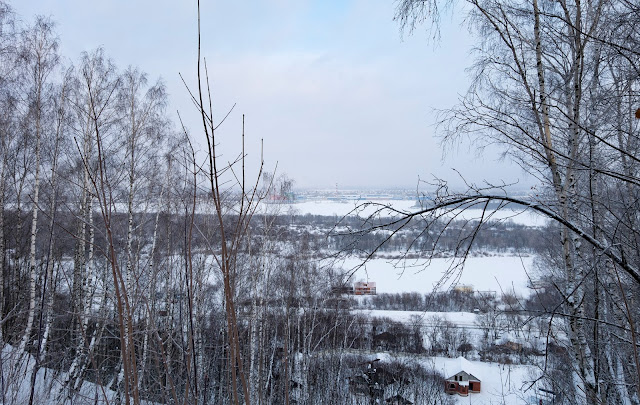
[18,87,43,356]
[57,198,97,401]
[0,152,5,344]
[36,88,65,362]
[119,134,136,397]
[73,121,92,331]
[72,278,108,394]
[139,204,163,392]
[249,257,262,404]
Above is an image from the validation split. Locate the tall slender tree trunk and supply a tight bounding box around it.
[73,119,92,345]
[0,150,5,345]
[18,83,43,357]
[28,82,68,405]
[139,200,163,393]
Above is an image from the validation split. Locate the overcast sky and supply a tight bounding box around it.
[12,0,530,190]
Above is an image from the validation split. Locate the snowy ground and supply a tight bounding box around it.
[261,199,547,227]
[0,344,160,405]
[354,309,479,327]
[428,356,540,404]
[334,255,536,297]
[371,352,541,405]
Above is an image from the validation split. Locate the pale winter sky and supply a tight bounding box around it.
[12,0,529,190]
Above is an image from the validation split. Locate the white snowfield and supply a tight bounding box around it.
[275,198,547,227]
[354,309,479,327]
[338,255,536,298]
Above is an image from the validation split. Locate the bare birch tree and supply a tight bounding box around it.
[334,0,640,402]
[0,0,18,346]
[17,15,59,357]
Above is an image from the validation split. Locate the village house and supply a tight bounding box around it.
[444,357,482,396]
[354,281,376,295]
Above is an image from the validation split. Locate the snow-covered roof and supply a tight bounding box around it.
[447,356,482,381]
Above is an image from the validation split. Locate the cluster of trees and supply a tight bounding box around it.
[356,289,496,312]
[4,0,640,402]
[0,3,371,405]
[251,207,550,260]
[344,357,454,405]
[344,0,640,402]
[0,4,180,403]
[363,297,543,361]
[0,4,461,404]
[327,211,546,255]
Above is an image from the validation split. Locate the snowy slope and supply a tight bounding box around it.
[354,309,478,327]
[369,352,540,404]
[430,356,539,404]
[1,345,157,405]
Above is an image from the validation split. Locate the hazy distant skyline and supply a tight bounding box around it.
[12,0,531,190]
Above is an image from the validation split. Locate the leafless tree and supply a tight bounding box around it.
[179,1,268,403]
[17,15,59,357]
[330,0,640,402]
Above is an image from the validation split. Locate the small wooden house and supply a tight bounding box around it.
[444,357,481,396]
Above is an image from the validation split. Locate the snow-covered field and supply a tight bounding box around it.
[261,198,547,227]
[335,255,536,297]
[354,309,479,327]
